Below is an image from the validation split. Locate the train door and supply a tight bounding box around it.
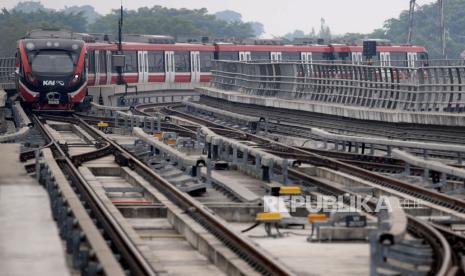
[301,52,312,63]
[301,52,313,76]
[352,52,362,64]
[270,52,282,62]
[165,51,175,82]
[379,52,391,67]
[137,51,149,83]
[190,51,200,83]
[94,50,100,85]
[239,51,251,61]
[407,52,417,68]
[106,51,112,85]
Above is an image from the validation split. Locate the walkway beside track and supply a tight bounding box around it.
[0,144,70,276]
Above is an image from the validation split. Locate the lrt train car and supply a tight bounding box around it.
[212,39,428,65]
[84,35,428,87]
[15,30,429,111]
[85,34,216,85]
[16,30,87,111]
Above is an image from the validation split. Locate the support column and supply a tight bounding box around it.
[255,156,261,178]
[423,169,429,182]
[282,159,288,185]
[157,115,162,132]
[114,112,119,128]
[206,159,212,186]
[404,163,411,176]
[196,128,201,149]
[150,118,155,133]
[233,147,238,164]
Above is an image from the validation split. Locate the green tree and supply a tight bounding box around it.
[0,8,87,56]
[89,6,255,38]
[373,0,465,58]
[214,10,242,23]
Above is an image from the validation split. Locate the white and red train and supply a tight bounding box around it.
[16,30,428,110]
[86,39,428,86]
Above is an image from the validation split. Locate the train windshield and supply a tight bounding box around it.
[30,51,75,75]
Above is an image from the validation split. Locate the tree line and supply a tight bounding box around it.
[1,1,464,58]
[284,0,465,59]
[0,2,260,56]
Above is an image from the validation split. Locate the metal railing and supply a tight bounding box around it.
[211,60,465,113]
[0,57,15,87]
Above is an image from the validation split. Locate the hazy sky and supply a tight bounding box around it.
[2,0,437,36]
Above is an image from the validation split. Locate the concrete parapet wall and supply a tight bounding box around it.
[88,84,199,106]
[198,87,465,126]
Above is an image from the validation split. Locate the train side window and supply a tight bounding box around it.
[391,52,407,67]
[281,52,300,61]
[418,52,429,65]
[251,51,269,61]
[174,51,190,72]
[218,52,238,60]
[312,53,324,62]
[111,51,118,73]
[99,52,106,73]
[200,52,214,72]
[88,51,95,74]
[323,52,335,60]
[123,51,137,73]
[147,51,164,72]
[338,52,349,61]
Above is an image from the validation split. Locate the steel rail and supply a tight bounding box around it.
[64,113,295,275]
[140,102,462,275]
[288,168,453,276]
[33,114,158,276]
[163,105,465,212]
[198,96,465,144]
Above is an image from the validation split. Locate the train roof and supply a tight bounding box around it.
[84,41,427,53]
[346,45,427,53]
[85,42,215,51]
[19,38,85,52]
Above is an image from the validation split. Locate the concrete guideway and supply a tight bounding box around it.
[392,148,465,182]
[199,86,465,127]
[0,101,31,142]
[184,99,263,124]
[310,127,465,156]
[88,85,200,107]
[0,144,70,276]
[209,61,465,124]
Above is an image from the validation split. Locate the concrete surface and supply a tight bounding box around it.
[198,87,465,127]
[230,221,370,276]
[0,144,70,276]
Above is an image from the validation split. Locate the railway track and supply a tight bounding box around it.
[156,104,465,211]
[135,102,465,275]
[199,96,465,145]
[26,113,295,275]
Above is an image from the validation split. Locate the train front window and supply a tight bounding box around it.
[30,51,74,74]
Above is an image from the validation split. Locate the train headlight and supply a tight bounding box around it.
[26,43,35,50]
[69,73,81,86]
